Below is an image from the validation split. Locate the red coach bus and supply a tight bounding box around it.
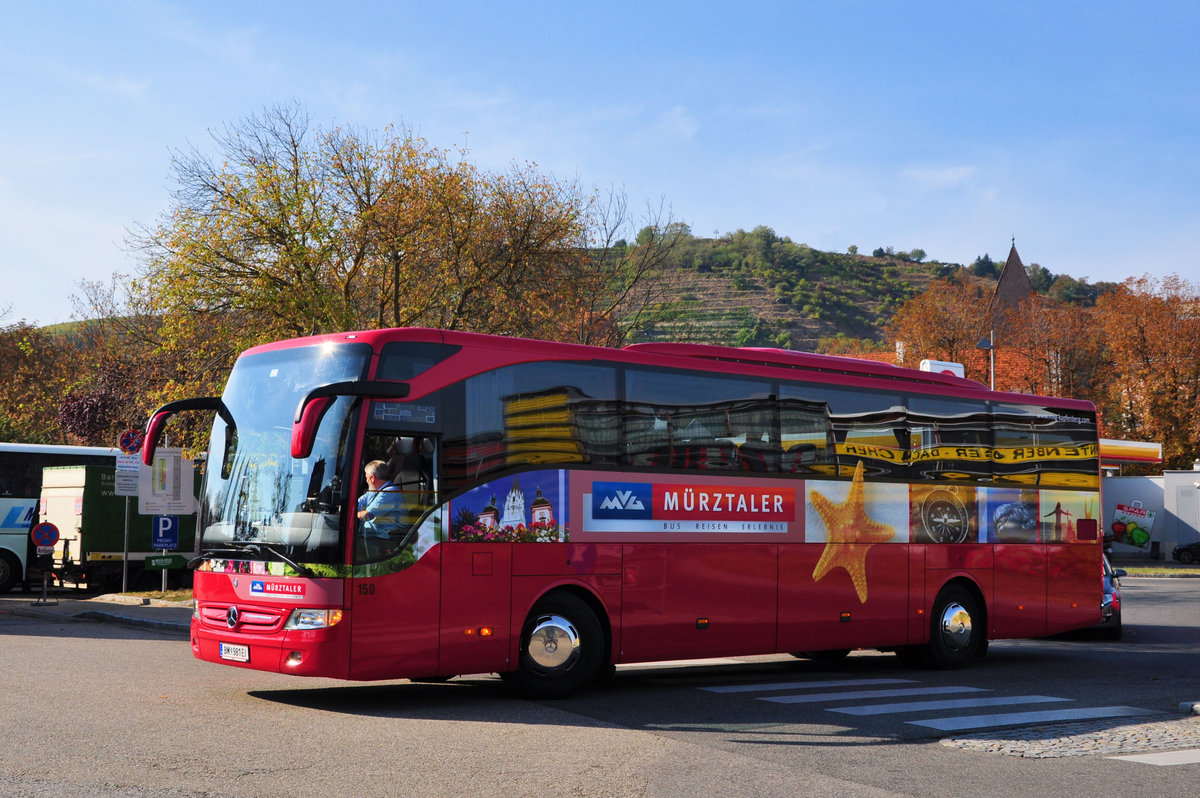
[144,328,1103,698]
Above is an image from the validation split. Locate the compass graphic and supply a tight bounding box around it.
[920,487,970,543]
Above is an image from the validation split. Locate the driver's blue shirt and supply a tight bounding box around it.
[358,482,406,539]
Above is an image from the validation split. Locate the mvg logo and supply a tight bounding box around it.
[0,501,38,530]
[592,482,652,519]
[600,490,644,511]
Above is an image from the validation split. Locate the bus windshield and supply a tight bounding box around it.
[198,343,371,566]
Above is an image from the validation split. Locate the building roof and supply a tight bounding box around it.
[988,243,1035,324]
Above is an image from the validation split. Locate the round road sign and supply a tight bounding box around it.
[31,522,60,548]
[119,427,144,455]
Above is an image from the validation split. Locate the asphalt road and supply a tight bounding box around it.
[1,577,1198,797]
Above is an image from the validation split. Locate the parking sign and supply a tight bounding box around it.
[152,515,180,550]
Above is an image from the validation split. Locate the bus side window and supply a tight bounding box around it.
[624,369,772,473]
[778,393,835,474]
[908,397,992,484]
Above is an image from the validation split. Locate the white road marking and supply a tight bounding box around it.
[763,685,987,704]
[702,678,914,694]
[1108,748,1200,766]
[829,695,1070,716]
[909,705,1150,731]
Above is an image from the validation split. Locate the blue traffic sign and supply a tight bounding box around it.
[119,427,144,455]
[31,522,59,548]
[151,515,179,550]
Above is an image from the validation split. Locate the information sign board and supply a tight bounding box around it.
[115,452,141,497]
[138,448,195,515]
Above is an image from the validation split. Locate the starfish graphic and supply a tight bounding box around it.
[810,461,895,604]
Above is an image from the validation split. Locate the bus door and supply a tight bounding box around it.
[349,423,443,679]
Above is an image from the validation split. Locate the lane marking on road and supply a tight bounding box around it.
[829,695,1071,716]
[763,685,988,705]
[701,678,915,694]
[909,705,1151,731]
[1107,748,1200,766]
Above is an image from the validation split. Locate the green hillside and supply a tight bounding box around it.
[637,227,949,350]
[632,227,1119,351]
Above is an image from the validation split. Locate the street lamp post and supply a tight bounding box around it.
[977,331,995,390]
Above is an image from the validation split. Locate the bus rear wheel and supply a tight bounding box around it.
[503,592,604,699]
[927,585,983,669]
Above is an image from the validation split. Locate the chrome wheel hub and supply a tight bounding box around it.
[527,614,581,672]
[938,602,973,652]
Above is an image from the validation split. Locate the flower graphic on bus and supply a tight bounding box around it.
[449,472,569,543]
[808,461,898,604]
[452,519,566,543]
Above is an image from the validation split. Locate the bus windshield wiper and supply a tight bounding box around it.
[243,543,316,578]
[189,544,316,578]
[188,547,248,568]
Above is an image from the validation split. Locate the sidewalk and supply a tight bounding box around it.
[0,590,193,633]
[1110,557,1200,576]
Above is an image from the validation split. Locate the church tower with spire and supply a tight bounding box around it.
[500,475,527,528]
[988,240,1035,336]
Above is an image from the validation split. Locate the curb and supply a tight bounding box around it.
[74,609,191,634]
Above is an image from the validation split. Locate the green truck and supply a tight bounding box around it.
[38,465,197,591]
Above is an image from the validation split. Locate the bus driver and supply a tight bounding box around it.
[357,460,406,554]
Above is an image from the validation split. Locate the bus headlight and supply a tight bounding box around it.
[283,608,345,630]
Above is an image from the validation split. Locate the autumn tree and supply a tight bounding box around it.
[884,276,992,382]
[1094,275,1200,469]
[132,104,676,344]
[132,105,386,348]
[1002,295,1109,400]
[104,103,681,451]
[0,321,73,443]
[551,193,689,347]
[60,277,222,448]
[816,335,891,356]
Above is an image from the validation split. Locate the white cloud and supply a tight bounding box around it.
[44,61,150,102]
[899,164,978,191]
[653,106,699,141]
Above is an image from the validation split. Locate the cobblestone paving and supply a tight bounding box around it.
[942,714,1200,758]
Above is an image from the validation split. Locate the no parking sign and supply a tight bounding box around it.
[31,521,59,555]
[118,427,143,455]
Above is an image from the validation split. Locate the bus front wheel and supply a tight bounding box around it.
[0,551,20,594]
[927,585,983,669]
[504,592,605,699]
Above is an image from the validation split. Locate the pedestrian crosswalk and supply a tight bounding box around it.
[698,677,1156,735]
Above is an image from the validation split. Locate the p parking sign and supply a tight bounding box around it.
[151,515,179,550]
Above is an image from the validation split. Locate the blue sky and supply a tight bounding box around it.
[2,1,1197,327]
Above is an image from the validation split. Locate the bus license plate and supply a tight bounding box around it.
[219,642,250,662]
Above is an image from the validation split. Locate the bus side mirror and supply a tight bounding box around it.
[292,396,334,459]
[291,381,412,459]
[143,397,230,465]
